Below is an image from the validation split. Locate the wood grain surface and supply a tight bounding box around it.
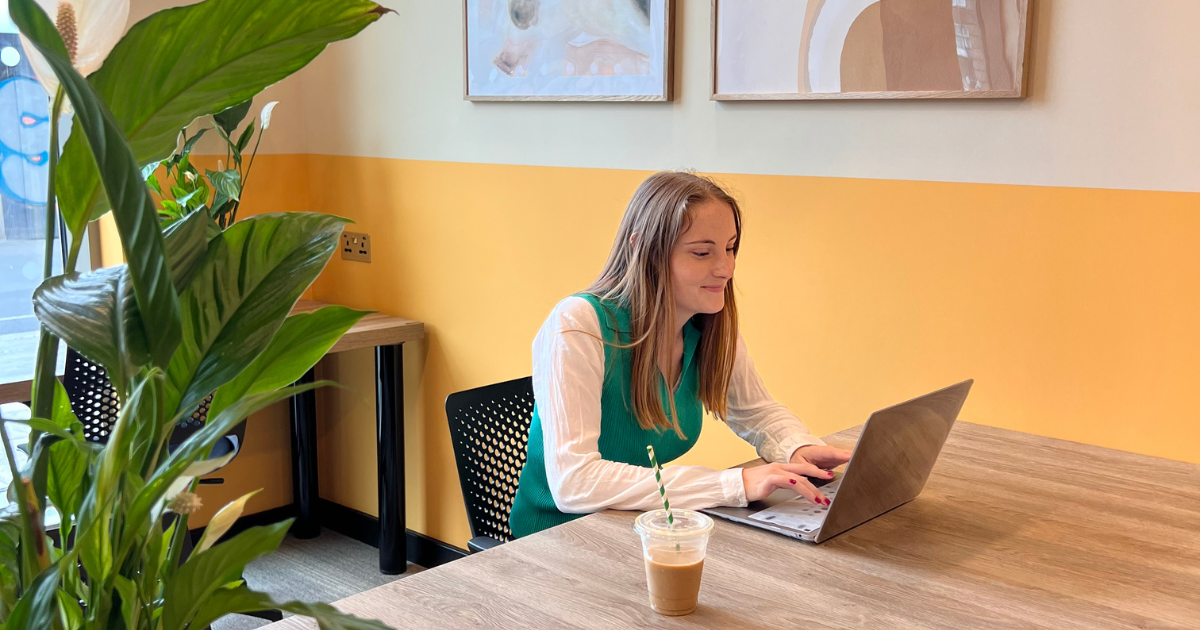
[0,301,424,404]
[265,422,1200,629]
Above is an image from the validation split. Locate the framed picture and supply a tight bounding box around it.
[712,0,1032,101]
[464,0,674,102]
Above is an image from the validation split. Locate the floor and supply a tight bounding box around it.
[212,528,423,630]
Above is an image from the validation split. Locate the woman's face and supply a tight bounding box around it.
[670,198,737,323]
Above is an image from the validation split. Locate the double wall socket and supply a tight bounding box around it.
[341,231,371,262]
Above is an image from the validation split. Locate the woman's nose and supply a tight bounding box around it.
[714,252,734,278]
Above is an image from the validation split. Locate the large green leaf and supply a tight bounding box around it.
[208,306,368,419]
[11,0,181,368]
[213,100,252,136]
[161,521,291,630]
[56,0,390,232]
[165,212,349,416]
[4,561,61,630]
[191,583,392,630]
[32,266,147,392]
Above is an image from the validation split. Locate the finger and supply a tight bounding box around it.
[780,462,835,480]
[767,474,826,506]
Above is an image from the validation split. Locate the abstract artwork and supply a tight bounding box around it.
[465,0,673,101]
[712,0,1030,100]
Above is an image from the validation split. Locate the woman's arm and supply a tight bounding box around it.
[534,297,746,513]
[724,334,827,463]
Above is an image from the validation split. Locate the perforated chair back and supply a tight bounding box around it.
[445,377,534,545]
[62,348,244,451]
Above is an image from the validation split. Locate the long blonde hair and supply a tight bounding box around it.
[581,171,742,438]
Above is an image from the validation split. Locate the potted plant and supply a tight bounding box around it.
[0,0,394,628]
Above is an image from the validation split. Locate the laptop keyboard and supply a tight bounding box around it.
[746,476,844,534]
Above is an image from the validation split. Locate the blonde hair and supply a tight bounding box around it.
[581,171,742,438]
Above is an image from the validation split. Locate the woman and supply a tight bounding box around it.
[509,171,852,538]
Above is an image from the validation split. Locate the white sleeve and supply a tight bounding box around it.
[535,297,747,513]
[724,334,825,463]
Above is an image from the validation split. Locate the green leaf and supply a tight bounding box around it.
[11,0,182,368]
[235,119,256,154]
[0,521,18,615]
[56,590,84,630]
[208,306,368,419]
[32,266,150,392]
[181,127,209,156]
[206,169,241,203]
[46,439,87,521]
[191,583,393,630]
[56,0,391,235]
[213,100,252,136]
[5,561,61,630]
[161,206,218,292]
[113,574,138,628]
[165,213,349,416]
[161,521,291,630]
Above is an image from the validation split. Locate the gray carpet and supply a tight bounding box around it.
[212,528,422,630]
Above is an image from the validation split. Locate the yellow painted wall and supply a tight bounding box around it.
[290,154,1200,548]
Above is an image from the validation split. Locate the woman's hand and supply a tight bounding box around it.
[791,444,852,470]
[741,462,834,505]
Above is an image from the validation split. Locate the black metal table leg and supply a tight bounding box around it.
[290,368,320,539]
[376,344,406,574]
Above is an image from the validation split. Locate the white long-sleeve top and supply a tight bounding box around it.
[533,296,825,515]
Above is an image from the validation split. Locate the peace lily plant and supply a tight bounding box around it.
[0,0,395,628]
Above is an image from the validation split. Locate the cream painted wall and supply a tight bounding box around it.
[289,0,1200,193]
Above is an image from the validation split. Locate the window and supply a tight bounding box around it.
[0,8,91,395]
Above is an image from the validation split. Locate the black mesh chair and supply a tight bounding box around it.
[445,377,534,553]
[61,348,280,624]
[62,348,244,467]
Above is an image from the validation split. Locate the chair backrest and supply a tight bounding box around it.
[445,377,534,543]
[62,348,242,447]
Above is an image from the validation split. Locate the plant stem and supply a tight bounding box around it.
[230,122,265,226]
[0,419,36,592]
[30,86,68,439]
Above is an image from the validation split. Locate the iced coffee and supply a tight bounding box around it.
[633,509,714,616]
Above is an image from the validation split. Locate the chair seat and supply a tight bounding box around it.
[167,434,240,463]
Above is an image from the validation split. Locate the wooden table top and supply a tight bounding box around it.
[0,300,423,404]
[267,422,1200,630]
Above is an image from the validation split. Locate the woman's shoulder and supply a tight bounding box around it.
[543,295,601,333]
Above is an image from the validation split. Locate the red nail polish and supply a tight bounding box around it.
[789,479,796,485]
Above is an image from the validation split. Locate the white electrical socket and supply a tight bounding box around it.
[341,231,371,262]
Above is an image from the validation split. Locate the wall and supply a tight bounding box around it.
[136,0,1200,542]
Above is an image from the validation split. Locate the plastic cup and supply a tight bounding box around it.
[633,509,714,616]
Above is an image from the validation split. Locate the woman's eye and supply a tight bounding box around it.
[693,251,709,258]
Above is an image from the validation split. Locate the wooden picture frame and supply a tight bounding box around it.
[464,0,675,102]
[711,0,1032,101]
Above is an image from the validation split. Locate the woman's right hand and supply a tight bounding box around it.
[741,462,834,505]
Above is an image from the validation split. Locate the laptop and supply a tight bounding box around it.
[703,379,973,543]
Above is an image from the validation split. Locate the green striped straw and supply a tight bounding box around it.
[646,445,674,528]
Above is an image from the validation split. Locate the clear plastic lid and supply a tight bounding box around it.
[634,509,714,537]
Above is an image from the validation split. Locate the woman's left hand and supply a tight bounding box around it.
[790,444,852,471]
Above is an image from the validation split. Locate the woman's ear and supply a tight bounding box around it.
[629,232,639,247]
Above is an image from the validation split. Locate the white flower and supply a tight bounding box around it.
[18,0,130,104]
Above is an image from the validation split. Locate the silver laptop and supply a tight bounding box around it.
[703,379,973,543]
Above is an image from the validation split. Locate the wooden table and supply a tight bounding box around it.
[267,422,1200,629]
[0,299,424,575]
